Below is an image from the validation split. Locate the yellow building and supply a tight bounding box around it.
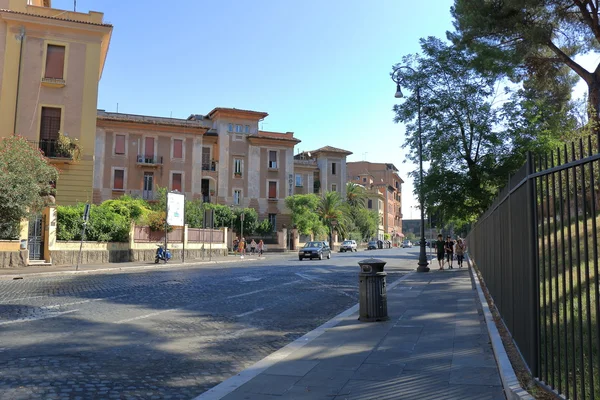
[0,0,112,205]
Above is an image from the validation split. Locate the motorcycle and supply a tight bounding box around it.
[155,245,172,264]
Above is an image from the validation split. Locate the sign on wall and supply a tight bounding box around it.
[288,174,293,196]
[167,192,185,226]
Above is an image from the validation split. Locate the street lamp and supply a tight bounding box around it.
[392,65,430,273]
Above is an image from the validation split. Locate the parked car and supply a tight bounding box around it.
[402,240,413,248]
[340,240,357,252]
[366,240,378,250]
[299,241,332,261]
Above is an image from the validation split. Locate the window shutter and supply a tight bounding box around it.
[173,139,183,158]
[40,107,61,140]
[145,137,154,158]
[172,173,182,192]
[45,45,65,79]
[115,135,125,155]
[114,169,124,190]
[268,181,277,198]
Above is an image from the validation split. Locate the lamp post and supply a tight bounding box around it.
[392,65,429,273]
[229,205,235,253]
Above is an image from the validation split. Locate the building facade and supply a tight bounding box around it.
[0,0,112,205]
[93,108,352,236]
[347,161,404,244]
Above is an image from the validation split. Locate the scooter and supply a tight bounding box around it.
[155,245,172,264]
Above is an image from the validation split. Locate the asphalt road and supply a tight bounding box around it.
[0,248,418,400]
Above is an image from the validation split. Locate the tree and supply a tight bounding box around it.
[0,137,58,239]
[233,207,258,237]
[353,208,379,242]
[346,182,367,208]
[285,194,326,237]
[450,0,600,126]
[392,37,529,225]
[317,191,348,246]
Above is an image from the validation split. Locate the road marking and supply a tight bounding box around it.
[226,280,301,299]
[0,295,46,303]
[41,294,128,310]
[235,308,264,318]
[295,272,355,299]
[114,309,177,324]
[0,309,79,326]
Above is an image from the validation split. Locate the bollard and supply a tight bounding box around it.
[358,258,389,322]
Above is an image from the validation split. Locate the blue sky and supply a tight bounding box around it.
[56,0,457,218]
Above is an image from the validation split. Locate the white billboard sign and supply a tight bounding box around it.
[167,192,185,226]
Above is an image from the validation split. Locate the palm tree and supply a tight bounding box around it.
[317,191,348,248]
[346,182,367,209]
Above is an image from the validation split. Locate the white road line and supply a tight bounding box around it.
[41,294,128,310]
[0,309,79,326]
[0,295,46,304]
[235,308,264,318]
[295,272,355,299]
[114,309,177,324]
[226,280,302,299]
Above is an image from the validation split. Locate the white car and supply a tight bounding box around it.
[340,240,357,252]
[402,240,413,248]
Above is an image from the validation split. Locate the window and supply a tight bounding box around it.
[368,199,373,209]
[268,214,277,232]
[228,123,233,132]
[173,139,183,159]
[268,150,278,169]
[268,181,277,199]
[363,177,366,182]
[332,162,337,175]
[172,173,182,192]
[244,125,250,133]
[295,174,303,187]
[235,124,243,133]
[113,169,125,190]
[331,184,337,192]
[114,134,125,155]
[40,107,61,140]
[234,158,243,176]
[233,189,242,205]
[44,45,65,79]
[201,146,211,170]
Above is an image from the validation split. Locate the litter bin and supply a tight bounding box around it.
[358,258,389,322]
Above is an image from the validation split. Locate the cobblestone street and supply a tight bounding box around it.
[0,249,416,399]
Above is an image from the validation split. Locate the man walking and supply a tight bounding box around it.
[445,235,455,269]
[435,234,445,270]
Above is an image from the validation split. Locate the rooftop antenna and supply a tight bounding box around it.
[170,111,173,118]
[116,103,119,113]
[74,0,76,12]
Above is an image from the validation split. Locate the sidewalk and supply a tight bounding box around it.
[0,252,290,280]
[197,268,506,400]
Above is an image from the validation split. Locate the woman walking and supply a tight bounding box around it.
[455,238,466,268]
[257,240,264,257]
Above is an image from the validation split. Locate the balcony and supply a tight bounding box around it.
[136,155,163,167]
[201,160,217,171]
[31,139,74,161]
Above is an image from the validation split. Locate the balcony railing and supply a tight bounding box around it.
[31,139,73,159]
[136,155,163,166]
[201,160,217,171]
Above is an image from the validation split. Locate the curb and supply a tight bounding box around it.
[468,258,534,400]
[192,272,415,400]
[0,256,268,281]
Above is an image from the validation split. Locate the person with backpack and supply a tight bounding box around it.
[445,235,455,269]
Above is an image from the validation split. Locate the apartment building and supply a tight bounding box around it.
[0,0,112,205]
[359,172,386,241]
[347,162,404,244]
[293,146,353,198]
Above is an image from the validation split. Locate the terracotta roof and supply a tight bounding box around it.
[249,130,301,144]
[0,8,112,27]
[96,111,208,129]
[206,107,269,119]
[312,145,353,155]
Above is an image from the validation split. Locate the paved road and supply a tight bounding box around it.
[0,248,417,400]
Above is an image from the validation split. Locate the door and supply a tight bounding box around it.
[28,214,44,261]
[202,147,211,170]
[201,179,210,203]
[144,137,155,163]
[143,172,154,200]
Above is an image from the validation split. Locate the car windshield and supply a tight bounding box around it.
[305,242,322,248]
[342,241,352,245]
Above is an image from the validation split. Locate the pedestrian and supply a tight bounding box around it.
[239,238,246,258]
[233,238,239,253]
[257,239,264,257]
[435,234,445,270]
[250,239,257,255]
[445,235,455,269]
[455,238,466,268]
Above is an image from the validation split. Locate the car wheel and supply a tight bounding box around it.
[319,252,323,260]
[299,256,303,261]
[327,252,331,259]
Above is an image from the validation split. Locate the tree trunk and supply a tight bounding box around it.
[588,79,600,134]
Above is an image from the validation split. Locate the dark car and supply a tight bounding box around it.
[299,241,332,261]
[367,240,378,250]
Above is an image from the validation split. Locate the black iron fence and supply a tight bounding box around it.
[30,139,73,159]
[467,133,600,400]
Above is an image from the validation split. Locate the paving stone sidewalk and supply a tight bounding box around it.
[206,268,505,400]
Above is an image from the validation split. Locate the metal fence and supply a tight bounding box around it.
[466,133,600,400]
[187,228,223,243]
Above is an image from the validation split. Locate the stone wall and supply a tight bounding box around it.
[50,248,227,266]
[0,250,27,268]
